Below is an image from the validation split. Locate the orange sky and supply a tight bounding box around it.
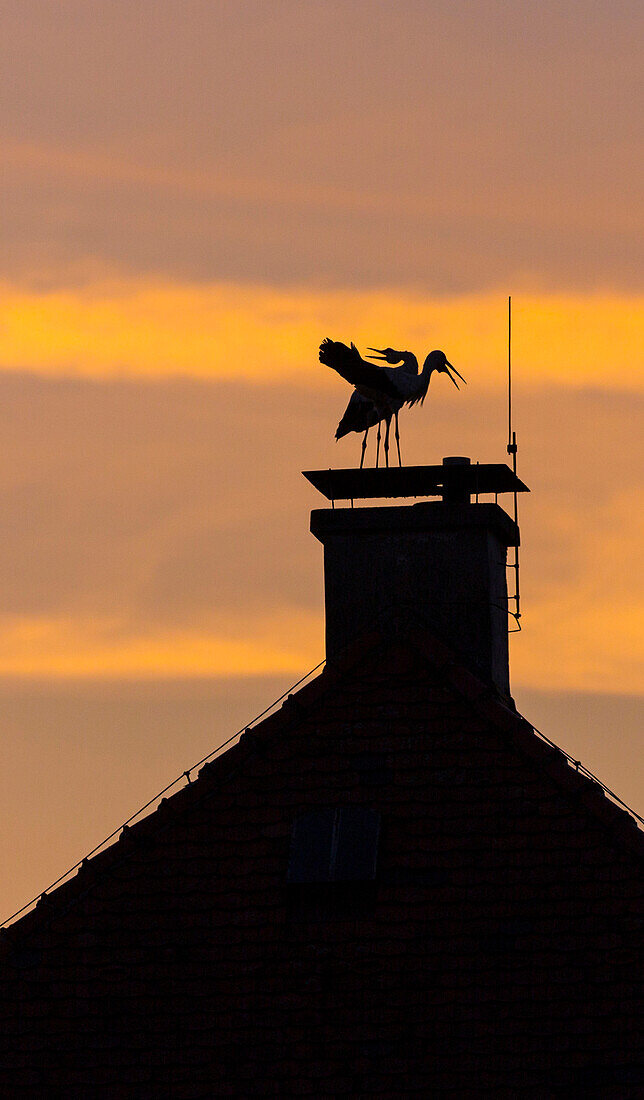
[1,280,642,390]
[0,0,641,920]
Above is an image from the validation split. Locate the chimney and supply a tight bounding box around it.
[305,459,528,701]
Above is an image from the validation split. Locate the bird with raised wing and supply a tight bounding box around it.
[320,339,465,467]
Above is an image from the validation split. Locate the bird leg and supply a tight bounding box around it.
[359,427,369,469]
[394,411,402,467]
[384,418,391,468]
[375,422,381,468]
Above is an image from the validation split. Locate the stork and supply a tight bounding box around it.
[320,339,465,468]
[335,347,418,467]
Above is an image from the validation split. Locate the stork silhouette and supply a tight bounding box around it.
[320,340,465,467]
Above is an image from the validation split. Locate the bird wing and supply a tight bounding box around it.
[319,339,401,399]
[335,391,384,439]
[391,370,424,401]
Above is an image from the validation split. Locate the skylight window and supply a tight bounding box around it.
[287,807,381,884]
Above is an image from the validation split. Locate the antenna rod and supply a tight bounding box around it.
[507,296,517,459]
[508,295,512,447]
[506,295,520,629]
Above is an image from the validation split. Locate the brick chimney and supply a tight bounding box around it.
[305,459,527,701]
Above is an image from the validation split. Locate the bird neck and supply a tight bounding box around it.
[400,351,419,373]
[420,354,437,382]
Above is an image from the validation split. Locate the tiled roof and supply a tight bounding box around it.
[0,631,642,1096]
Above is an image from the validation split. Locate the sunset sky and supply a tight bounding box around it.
[0,0,642,919]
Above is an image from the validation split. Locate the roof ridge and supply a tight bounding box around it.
[404,630,644,855]
[0,658,328,935]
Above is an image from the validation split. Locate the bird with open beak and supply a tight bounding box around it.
[320,339,466,467]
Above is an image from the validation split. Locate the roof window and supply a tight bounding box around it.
[287,807,380,884]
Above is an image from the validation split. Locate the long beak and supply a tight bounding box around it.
[366,347,388,361]
[446,361,466,386]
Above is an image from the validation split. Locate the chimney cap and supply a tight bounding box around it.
[303,463,529,504]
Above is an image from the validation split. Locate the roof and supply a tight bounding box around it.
[0,630,642,1095]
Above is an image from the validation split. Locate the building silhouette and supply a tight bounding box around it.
[0,460,642,1096]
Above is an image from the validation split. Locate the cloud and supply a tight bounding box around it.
[0,611,319,679]
[3,139,639,236]
[2,157,641,292]
[1,280,642,389]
